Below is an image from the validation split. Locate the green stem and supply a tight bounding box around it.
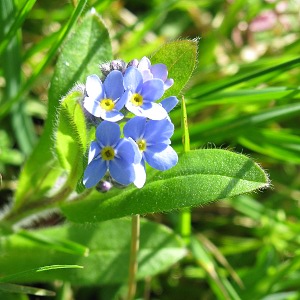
[179,95,191,245]
[126,214,140,300]
[178,207,191,244]
[2,185,73,225]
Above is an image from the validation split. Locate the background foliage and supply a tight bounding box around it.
[0,0,299,299]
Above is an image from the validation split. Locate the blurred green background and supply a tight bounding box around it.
[1,0,300,299]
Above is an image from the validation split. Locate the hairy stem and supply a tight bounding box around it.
[126,214,140,300]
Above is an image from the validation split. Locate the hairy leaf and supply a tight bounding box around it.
[14,11,112,208]
[61,149,269,223]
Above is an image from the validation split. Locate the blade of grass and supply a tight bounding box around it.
[190,236,231,300]
[186,87,300,109]
[0,0,87,118]
[172,102,300,145]
[17,230,89,257]
[0,282,55,297]
[188,57,300,99]
[0,0,37,56]
[0,0,37,155]
[0,265,83,283]
[178,95,191,245]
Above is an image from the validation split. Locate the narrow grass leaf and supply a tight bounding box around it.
[0,0,37,56]
[190,236,231,300]
[0,265,83,283]
[172,102,300,145]
[238,129,300,163]
[186,87,300,110]
[188,57,300,98]
[0,0,87,118]
[0,283,55,297]
[17,230,89,257]
[0,0,37,155]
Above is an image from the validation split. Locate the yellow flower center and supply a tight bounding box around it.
[137,139,147,152]
[130,93,143,106]
[101,146,115,160]
[100,98,115,111]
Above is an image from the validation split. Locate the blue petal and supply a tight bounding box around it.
[127,137,143,164]
[83,158,107,188]
[140,69,153,81]
[85,74,104,99]
[100,110,124,122]
[164,78,174,90]
[88,141,101,163]
[104,70,124,100]
[141,79,164,101]
[125,101,145,117]
[138,57,151,70]
[109,159,135,185]
[150,64,168,81]
[144,118,174,145]
[115,89,130,110]
[144,144,178,171]
[116,138,142,164]
[140,102,168,120]
[133,162,146,188]
[96,121,120,147]
[160,96,178,113]
[124,67,143,92]
[123,116,147,141]
[83,97,103,117]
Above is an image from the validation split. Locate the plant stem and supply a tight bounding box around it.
[126,214,140,300]
[178,207,191,245]
[179,95,192,245]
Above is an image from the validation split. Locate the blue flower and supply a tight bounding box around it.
[83,121,142,188]
[129,56,174,90]
[83,71,126,122]
[160,96,179,113]
[124,116,178,186]
[122,67,168,120]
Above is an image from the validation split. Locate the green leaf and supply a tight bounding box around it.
[61,149,269,223]
[188,56,300,99]
[172,102,300,146]
[150,39,198,98]
[185,87,300,111]
[0,0,37,155]
[14,10,112,208]
[0,0,87,118]
[55,89,91,188]
[0,0,37,56]
[0,283,55,297]
[238,129,300,164]
[16,230,89,257]
[0,265,83,283]
[49,9,112,105]
[0,220,186,285]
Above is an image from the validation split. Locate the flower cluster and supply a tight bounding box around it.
[82,57,178,190]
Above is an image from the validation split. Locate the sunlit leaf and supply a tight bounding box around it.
[150,39,198,98]
[62,149,269,223]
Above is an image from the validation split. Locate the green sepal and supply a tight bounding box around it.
[55,89,91,188]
